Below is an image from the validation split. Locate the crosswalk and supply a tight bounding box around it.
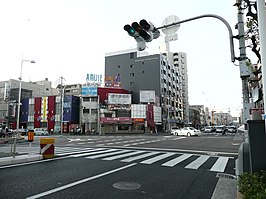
[14,146,234,173]
[67,137,186,147]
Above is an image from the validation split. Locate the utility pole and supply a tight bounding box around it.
[212,110,216,125]
[257,0,266,119]
[59,76,65,134]
[234,1,252,126]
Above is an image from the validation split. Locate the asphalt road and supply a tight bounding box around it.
[1,153,226,199]
[0,133,240,198]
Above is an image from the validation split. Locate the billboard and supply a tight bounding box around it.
[86,73,103,85]
[140,90,156,103]
[82,86,98,97]
[105,75,121,88]
[108,93,131,105]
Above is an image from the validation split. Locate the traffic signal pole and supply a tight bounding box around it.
[156,14,236,62]
[257,0,266,120]
[156,13,252,125]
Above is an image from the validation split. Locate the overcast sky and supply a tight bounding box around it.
[0,0,252,116]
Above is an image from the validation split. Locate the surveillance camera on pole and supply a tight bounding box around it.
[124,19,160,51]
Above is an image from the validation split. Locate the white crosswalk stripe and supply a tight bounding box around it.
[85,149,131,159]
[140,152,176,165]
[185,155,210,169]
[70,148,119,157]
[210,156,230,172]
[162,154,193,167]
[103,151,145,161]
[121,151,161,162]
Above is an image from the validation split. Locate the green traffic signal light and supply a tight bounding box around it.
[124,24,136,36]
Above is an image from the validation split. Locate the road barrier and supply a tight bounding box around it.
[40,138,55,159]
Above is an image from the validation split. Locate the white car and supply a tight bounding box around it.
[171,127,181,135]
[176,127,201,137]
[34,128,49,136]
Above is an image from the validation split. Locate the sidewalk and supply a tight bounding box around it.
[211,177,237,199]
[0,154,43,166]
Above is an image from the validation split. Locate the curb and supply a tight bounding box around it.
[0,154,43,166]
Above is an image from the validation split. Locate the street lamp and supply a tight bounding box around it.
[16,59,35,130]
[13,59,35,158]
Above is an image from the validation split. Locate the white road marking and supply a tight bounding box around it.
[85,150,131,159]
[70,148,116,157]
[103,151,145,161]
[121,151,160,162]
[172,137,187,140]
[26,163,137,199]
[185,155,210,169]
[210,157,229,172]
[140,152,176,164]
[56,149,98,156]
[162,154,192,167]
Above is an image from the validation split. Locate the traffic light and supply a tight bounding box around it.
[124,19,160,51]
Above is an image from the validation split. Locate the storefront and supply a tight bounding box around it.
[100,117,132,133]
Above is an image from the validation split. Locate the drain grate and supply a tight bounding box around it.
[216,173,236,180]
[113,182,141,190]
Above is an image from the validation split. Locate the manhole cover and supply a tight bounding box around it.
[113,182,141,190]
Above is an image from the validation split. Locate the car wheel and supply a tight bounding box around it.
[175,132,178,136]
[187,133,191,137]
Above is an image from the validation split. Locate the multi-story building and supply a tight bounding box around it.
[105,49,189,131]
[189,105,206,128]
[0,78,58,129]
[20,95,79,133]
[213,112,233,126]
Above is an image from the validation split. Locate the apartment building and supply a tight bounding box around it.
[105,49,189,130]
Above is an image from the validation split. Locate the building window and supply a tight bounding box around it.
[130,82,134,85]
[118,65,120,68]
[142,62,144,65]
[142,71,144,74]
[91,98,98,102]
[91,109,98,114]
[130,52,134,59]
[83,97,90,102]
[83,109,89,113]
[130,73,134,76]
[130,64,134,68]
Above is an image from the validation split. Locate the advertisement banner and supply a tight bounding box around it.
[100,117,132,124]
[140,90,155,103]
[108,93,131,105]
[86,74,102,85]
[82,86,98,97]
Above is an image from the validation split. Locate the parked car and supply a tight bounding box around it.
[204,126,215,133]
[171,127,180,135]
[215,125,226,134]
[175,127,201,137]
[15,128,28,136]
[227,126,237,133]
[34,128,49,136]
